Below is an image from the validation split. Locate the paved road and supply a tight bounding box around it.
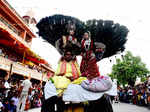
[112,103,149,112]
[27,103,150,112]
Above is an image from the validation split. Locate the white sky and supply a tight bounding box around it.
[8,0,150,74]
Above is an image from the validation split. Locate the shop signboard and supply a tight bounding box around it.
[13,68,29,76]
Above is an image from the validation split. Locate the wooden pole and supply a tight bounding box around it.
[9,63,13,76]
[22,51,25,64]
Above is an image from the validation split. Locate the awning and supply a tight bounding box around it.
[0,26,47,64]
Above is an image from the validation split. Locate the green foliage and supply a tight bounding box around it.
[110,51,150,87]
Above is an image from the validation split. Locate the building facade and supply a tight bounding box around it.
[0,0,53,81]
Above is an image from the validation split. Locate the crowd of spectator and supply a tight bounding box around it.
[117,76,150,108]
[0,71,44,112]
[28,65,46,74]
[0,47,22,62]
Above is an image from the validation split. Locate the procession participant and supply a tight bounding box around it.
[53,48,87,96]
[80,31,112,92]
[55,49,81,81]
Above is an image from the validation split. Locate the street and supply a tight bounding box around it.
[112,103,149,112]
[27,103,150,112]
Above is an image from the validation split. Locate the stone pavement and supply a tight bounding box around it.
[27,103,150,112]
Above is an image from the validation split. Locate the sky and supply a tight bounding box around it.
[8,0,150,74]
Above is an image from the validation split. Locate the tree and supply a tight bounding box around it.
[110,51,149,87]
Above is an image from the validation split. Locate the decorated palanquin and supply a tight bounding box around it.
[37,14,129,112]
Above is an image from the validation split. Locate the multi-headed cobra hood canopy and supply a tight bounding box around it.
[36,14,129,60]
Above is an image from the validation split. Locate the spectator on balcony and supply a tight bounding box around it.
[0,48,3,56]
[4,54,8,59]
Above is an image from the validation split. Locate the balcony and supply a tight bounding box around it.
[0,17,30,48]
[13,62,43,80]
[0,55,11,71]
[2,0,32,29]
[0,56,44,80]
[0,17,18,35]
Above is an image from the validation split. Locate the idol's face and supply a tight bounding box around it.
[64,51,73,62]
[83,32,89,39]
[69,30,75,36]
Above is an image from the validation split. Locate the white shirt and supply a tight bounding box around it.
[31,90,35,96]
[128,89,133,95]
[21,79,32,92]
[44,81,57,100]
[4,81,10,89]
